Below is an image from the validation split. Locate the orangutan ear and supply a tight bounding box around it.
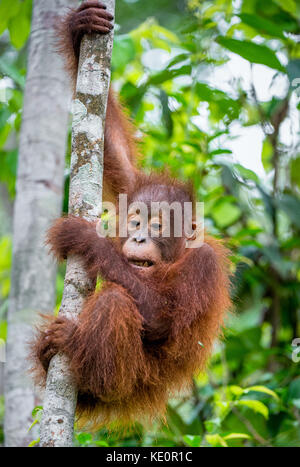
[185,221,204,249]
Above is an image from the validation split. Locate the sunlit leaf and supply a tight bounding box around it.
[206,434,228,447]
[223,433,251,440]
[183,435,202,447]
[28,438,40,447]
[261,138,273,172]
[273,0,298,17]
[8,1,31,49]
[236,400,269,419]
[212,200,241,228]
[244,386,279,401]
[0,0,21,35]
[229,385,244,397]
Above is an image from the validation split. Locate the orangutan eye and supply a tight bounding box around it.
[151,222,161,231]
[129,219,140,230]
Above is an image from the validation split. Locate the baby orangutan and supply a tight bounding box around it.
[31,1,231,428]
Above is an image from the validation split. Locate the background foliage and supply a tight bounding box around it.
[1,0,300,447]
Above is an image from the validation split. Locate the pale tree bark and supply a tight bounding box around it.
[39,0,115,448]
[0,184,13,236]
[4,0,78,447]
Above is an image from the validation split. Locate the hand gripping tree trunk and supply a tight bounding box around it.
[39,0,115,448]
[4,0,77,447]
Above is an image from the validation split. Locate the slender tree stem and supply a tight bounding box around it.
[39,0,115,447]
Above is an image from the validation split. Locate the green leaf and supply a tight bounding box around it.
[261,138,273,172]
[238,13,285,39]
[112,35,136,71]
[183,435,202,447]
[216,37,286,73]
[215,401,231,418]
[148,65,192,86]
[166,53,190,69]
[229,385,244,397]
[76,432,93,445]
[32,406,43,420]
[28,406,43,433]
[0,149,18,197]
[0,321,7,340]
[212,199,241,228]
[27,419,38,433]
[28,438,40,447]
[273,0,298,17]
[277,194,300,228]
[244,385,279,401]
[236,400,269,419]
[210,149,232,156]
[234,164,259,183]
[9,12,31,49]
[223,433,252,440]
[206,434,228,447]
[8,0,32,50]
[0,0,21,35]
[290,157,300,187]
[0,121,12,148]
[94,440,110,447]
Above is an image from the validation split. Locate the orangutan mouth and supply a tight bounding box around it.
[128,258,155,268]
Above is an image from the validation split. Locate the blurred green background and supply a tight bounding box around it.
[1,0,300,447]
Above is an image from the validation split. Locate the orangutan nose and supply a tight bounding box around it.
[132,233,147,244]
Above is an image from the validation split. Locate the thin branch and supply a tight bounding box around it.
[39,0,115,447]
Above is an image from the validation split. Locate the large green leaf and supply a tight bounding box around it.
[216,37,286,73]
[238,13,285,39]
[244,386,279,401]
[212,199,241,228]
[273,0,298,18]
[236,400,269,419]
[9,12,31,49]
[0,0,20,35]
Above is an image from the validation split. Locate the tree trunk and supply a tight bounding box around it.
[4,0,77,447]
[0,184,13,236]
[39,0,115,448]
